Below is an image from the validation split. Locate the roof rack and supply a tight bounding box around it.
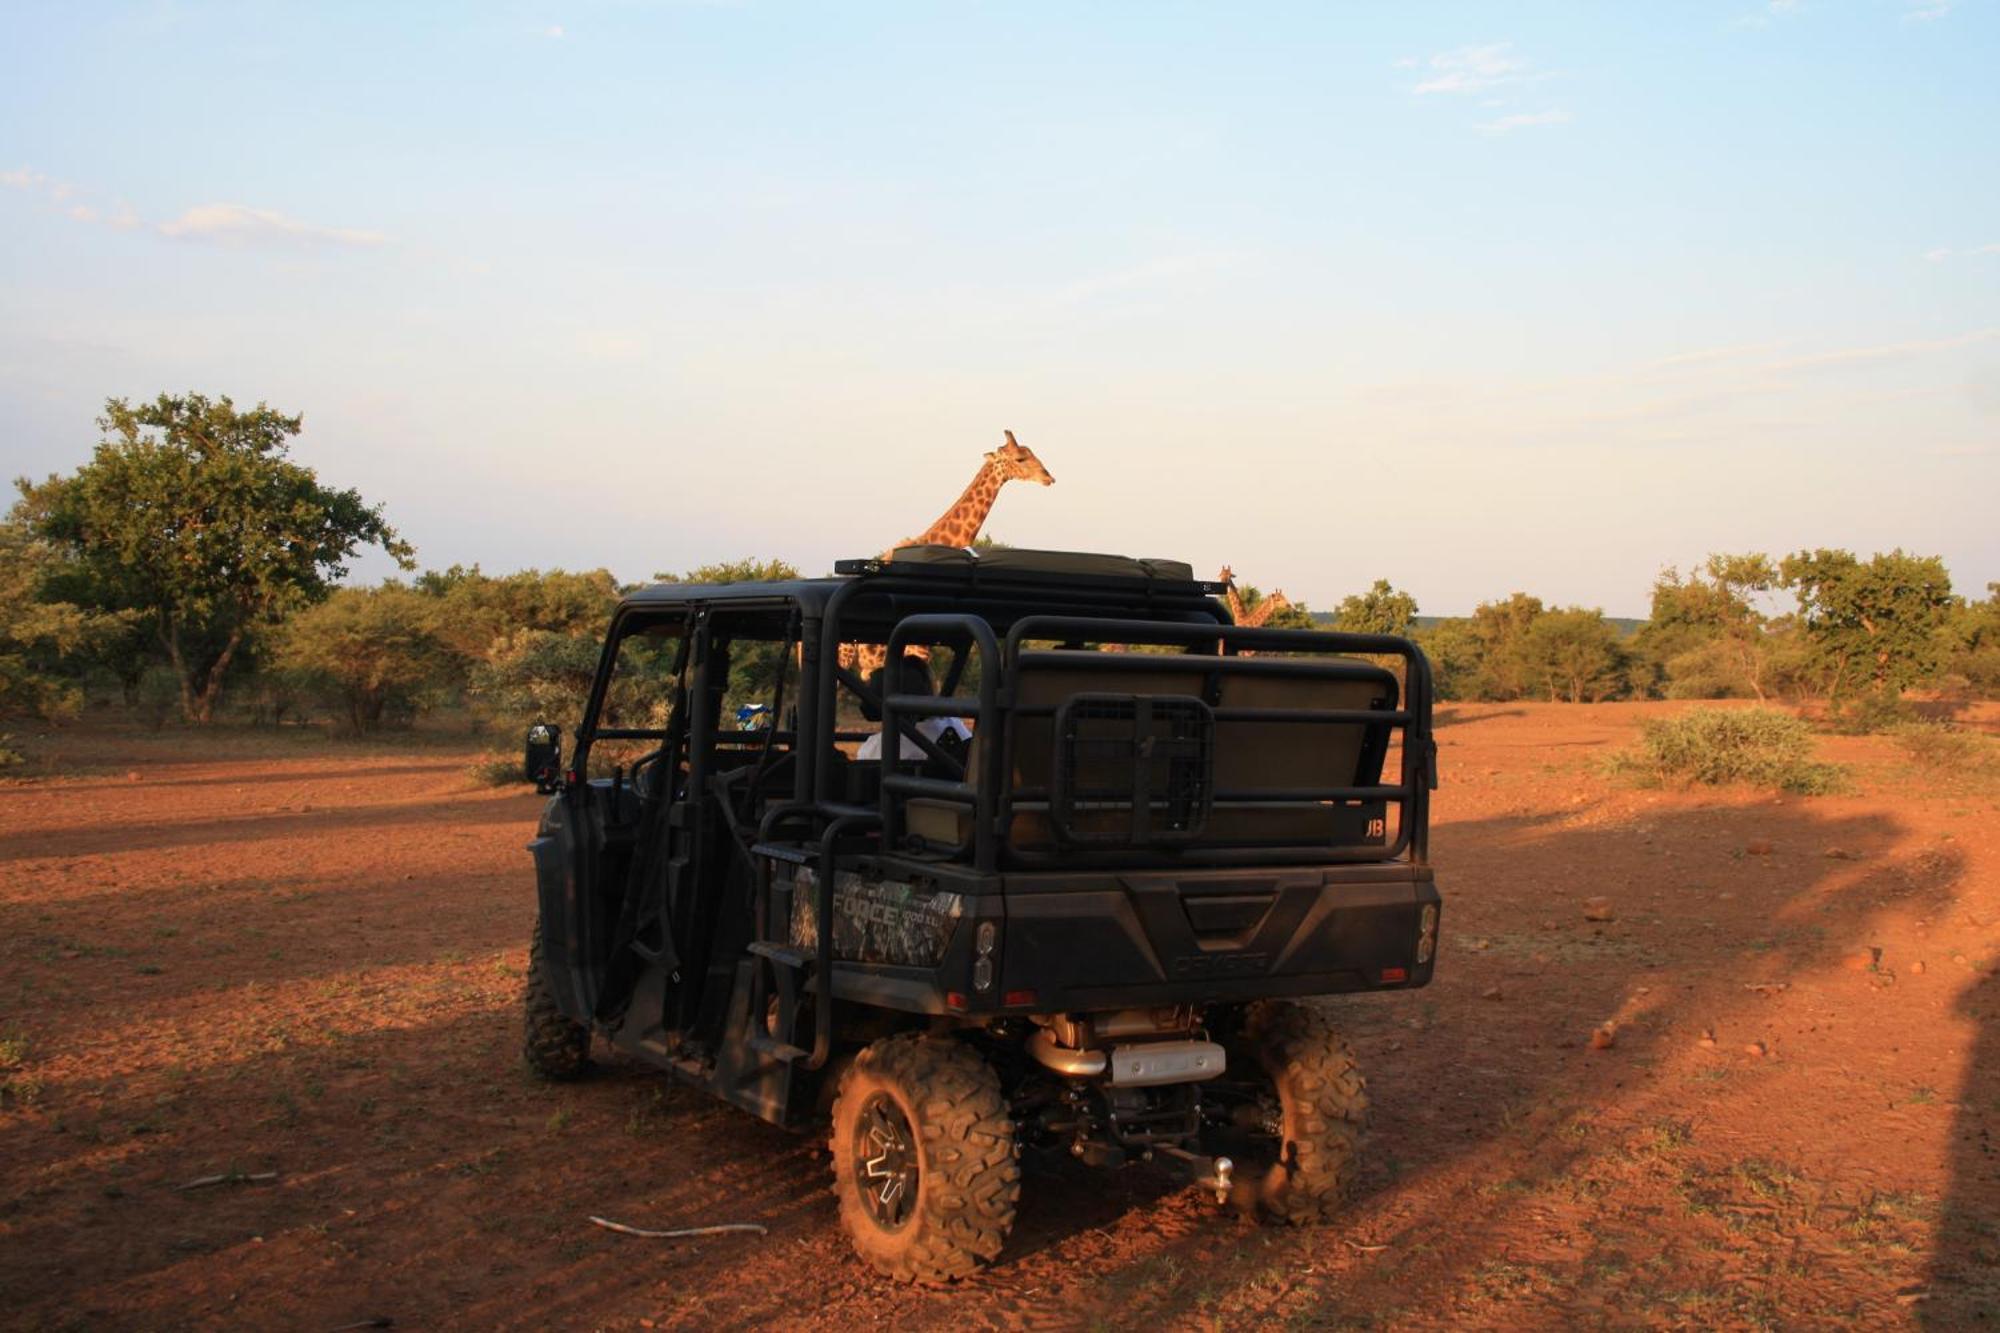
[835,544,1226,594]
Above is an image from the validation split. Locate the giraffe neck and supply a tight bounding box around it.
[1225,583,1248,623]
[911,460,1007,550]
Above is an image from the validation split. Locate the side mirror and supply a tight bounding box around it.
[525,722,563,792]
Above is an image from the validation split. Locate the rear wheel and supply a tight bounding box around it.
[1212,1000,1368,1222]
[522,918,590,1081]
[828,1034,1019,1283]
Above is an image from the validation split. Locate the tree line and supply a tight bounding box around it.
[4,394,1995,760]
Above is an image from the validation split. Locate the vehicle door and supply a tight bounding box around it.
[531,609,688,1022]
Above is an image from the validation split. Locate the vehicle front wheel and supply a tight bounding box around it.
[828,1033,1019,1283]
[522,919,590,1081]
[1212,999,1368,1222]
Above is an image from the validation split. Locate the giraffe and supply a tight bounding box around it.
[899,430,1055,551]
[1220,565,1293,628]
[1102,565,1287,657]
[840,431,1057,677]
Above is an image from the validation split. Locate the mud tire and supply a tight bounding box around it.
[1234,999,1369,1222]
[522,919,590,1081]
[828,1033,1019,1283]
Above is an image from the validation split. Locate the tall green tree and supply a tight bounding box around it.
[1779,549,1954,704]
[1412,618,1483,701]
[15,394,412,722]
[0,520,135,727]
[1940,583,2000,697]
[1466,593,1546,700]
[1523,607,1628,703]
[1332,579,1418,637]
[1634,553,1779,701]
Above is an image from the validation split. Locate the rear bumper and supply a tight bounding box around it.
[995,862,1439,1011]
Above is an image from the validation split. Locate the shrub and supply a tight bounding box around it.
[1890,722,1997,778]
[1615,707,1845,795]
[1826,688,1913,735]
[275,585,455,735]
[468,752,526,787]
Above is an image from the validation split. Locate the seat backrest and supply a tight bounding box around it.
[905,652,1397,856]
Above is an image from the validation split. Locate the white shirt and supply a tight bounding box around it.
[857,715,973,761]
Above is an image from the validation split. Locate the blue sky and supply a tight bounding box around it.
[2,1,1995,615]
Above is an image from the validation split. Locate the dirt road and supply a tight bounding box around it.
[2,705,1995,1328]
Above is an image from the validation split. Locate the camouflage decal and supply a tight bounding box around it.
[790,868,964,967]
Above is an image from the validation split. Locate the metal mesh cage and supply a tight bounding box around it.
[1051,693,1213,845]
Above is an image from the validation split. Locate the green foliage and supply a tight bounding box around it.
[275,584,455,734]
[1938,583,2000,697]
[0,520,136,724]
[1422,594,1628,703]
[14,393,412,723]
[1615,708,1845,795]
[1825,687,1915,735]
[660,557,802,586]
[1412,618,1483,701]
[1778,548,1954,704]
[1633,554,1779,701]
[1466,593,1546,700]
[472,630,608,733]
[1523,608,1628,703]
[657,558,804,714]
[1333,579,1418,637]
[417,564,622,660]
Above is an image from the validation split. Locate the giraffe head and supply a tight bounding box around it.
[986,430,1055,486]
[1219,565,1236,585]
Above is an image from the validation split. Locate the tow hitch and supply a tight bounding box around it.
[1159,1145,1235,1204]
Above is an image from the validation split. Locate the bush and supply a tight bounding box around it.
[1826,688,1913,735]
[275,585,454,735]
[1890,722,1997,778]
[1615,707,1845,795]
[469,752,526,787]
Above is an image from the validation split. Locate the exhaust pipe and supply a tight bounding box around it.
[1027,1028,1107,1077]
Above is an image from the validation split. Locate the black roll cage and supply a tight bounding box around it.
[568,571,1437,878]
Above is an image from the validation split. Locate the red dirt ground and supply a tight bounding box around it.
[2,703,1997,1329]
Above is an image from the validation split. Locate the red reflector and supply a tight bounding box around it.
[1381,967,1408,984]
[945,991,968,1011]
[1002,989,1038,1007]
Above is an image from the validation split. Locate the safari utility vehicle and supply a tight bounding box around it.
[520,546,1441,1282]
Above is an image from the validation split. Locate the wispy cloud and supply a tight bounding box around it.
[156,203,387,248]
[544,24,565,38]
[1922,243,2000,262]
[1411,44,1536,97]
[1408,44,1566,134]
[1476,108,1571,136]
[1733,0,1804,31]
[9,168,364,248]
[1905,0,1952,20]
[0,165,127,225]
[1644,340,1790,372]
[1758,327,1998,375]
